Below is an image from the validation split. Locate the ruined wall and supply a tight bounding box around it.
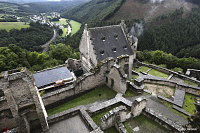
[107,65,127,94]
[42,57,130,107]
[100,106,128,130]
[42,59,115,106]
[144,79,200,96]
[131,98,147,117]
[0,69,49,132]
[137,61,200,85]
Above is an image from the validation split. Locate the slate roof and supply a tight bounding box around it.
[89,25,133,61]
[33,66,73,88]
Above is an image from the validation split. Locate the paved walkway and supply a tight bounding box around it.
[127,95,188,126]
[173,88,185,107]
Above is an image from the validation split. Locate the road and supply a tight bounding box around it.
[42,28,57,52]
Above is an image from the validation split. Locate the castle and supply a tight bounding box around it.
[0,21,199,133]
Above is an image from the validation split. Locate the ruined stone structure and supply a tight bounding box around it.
[100,106,128,130]
[186,69,200,81]
[42,56,131,107]
[0,68,49,132]
[131,97,147,117]
[79,20,137,79]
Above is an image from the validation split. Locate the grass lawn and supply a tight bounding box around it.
[62,28,68,37]
[132,74,139,80]
[69,20,81,36]
[0,22,29,31]
[124,114,171,133]
[184,80,198,87]
[148,69,169,79]
[183,93,196,115]
[161,100,187,119]
[47,85,117,116]
[124,89,138,98]
[104,126,118,133]
[53,18,67,25]
[136,66,150,73]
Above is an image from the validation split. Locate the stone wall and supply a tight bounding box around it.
[137,61,200,85]
[100,106,128,130]
[0,68,49,132]
[42,57,130,107]
[107,64,127,94]
[144,79,200,96]
[131,97,147,117]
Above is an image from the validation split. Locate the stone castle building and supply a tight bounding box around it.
[79,20,138,78]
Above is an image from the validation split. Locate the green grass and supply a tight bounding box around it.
[124,122,132,133]
[58,18,67,25]
[136,66,150,73]
[62,28,68,37]
[47,85,117,116]
[148,69,169,79]
[104,126,118,133]
[91,103,121,126]
[0,22,30,31]
[183,94,196,115]
[69,20,81,36]
[124,114,171,133]
[132,74,139,80]
[124,89,138,98]
[161,100,187,119]
[53,18,67,25]
[184,80,198,86]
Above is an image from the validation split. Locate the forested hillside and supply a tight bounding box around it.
[139,8,200,58]
[0,44,79,72]
[21,1,86,13]
[0,22,53,51]
[62,0,124,23]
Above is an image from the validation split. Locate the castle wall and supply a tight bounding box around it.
[137,61,200,86]
[107,65,127,94]
[0,69,49,132]
[144,79,200,96]
[42,58,129,107]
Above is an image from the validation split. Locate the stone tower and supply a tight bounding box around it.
[0,68,49,132]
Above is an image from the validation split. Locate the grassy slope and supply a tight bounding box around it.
[136,66,150,73]
[70,20,81,36]
[148,69,169,79]
[0,22,29,31]
[47,85,117,116]
[183,93,196,115]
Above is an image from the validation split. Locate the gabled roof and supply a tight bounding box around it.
[33,66,73,88]
[89,25,133,61]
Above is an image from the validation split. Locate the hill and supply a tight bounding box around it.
[61,0,124,23]
[107,0,198,22]
[62,0,199,23]
[21,1,87,13]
